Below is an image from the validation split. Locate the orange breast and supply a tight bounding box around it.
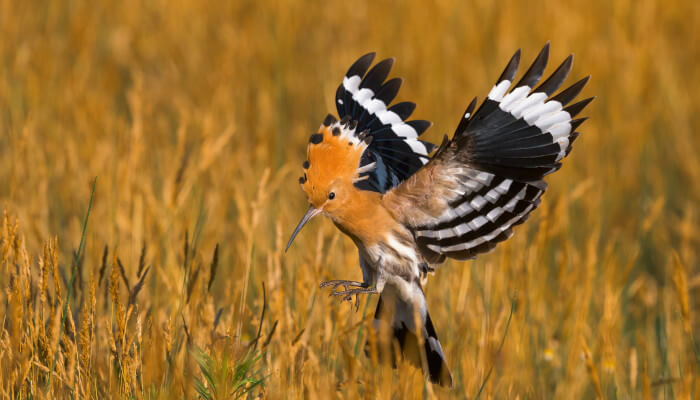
[330,190,399,246]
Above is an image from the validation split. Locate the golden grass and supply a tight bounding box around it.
[1,0,699,398]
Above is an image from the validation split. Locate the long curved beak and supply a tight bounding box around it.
[285,206,322,252]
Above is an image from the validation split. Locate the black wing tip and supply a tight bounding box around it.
[360,57,396,91]
[454,97,479,137]
[466,97,478,116]
[551,75,591,106]
[383,76,403,89]
[515,43,550,88]
[379,57,396,73]
[347,52,377,77]
[533,53,574,95]
[421,139,437,153]
[375,57,395,69]
[375,77,403,104]
[389,102,417,120]
[560,53,574,72]
[570,117,588,131]
[534,42,550,64]
[564,97,595,118]
[497,48,521,83]
[407,120,433,136]
[512,48,522,62]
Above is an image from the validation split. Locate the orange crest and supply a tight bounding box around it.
[299,116,375,209]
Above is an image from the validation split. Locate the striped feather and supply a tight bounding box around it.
[411,168,545,260]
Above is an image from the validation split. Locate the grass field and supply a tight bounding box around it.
[1,0,699,398]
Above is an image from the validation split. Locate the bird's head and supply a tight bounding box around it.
[286,115,376,251]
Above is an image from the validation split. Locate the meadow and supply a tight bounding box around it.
[1,0,699,398]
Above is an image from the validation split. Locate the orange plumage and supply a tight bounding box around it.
[300,124,395,245]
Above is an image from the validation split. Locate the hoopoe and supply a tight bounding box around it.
[286,43,592,387]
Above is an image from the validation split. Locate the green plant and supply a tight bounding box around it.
[192,346,266,400]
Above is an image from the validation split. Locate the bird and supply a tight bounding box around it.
[285,43,592,387]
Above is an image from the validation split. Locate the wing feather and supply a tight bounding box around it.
[336,53,435,193]
[384,44,592,263]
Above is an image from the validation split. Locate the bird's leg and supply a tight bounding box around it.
[319,280,377,311]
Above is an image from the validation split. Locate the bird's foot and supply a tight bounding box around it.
[320,280,377,311]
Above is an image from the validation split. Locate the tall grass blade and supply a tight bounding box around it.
[48,177,97,391]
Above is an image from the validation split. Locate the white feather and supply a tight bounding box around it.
[486,207,504,222]
[500,86,531,110]
[402,139,429,156]
[470,195,487,211]
[375,109,403,125]
[455,201,474,217]
[536,110,571,130]
[510,92,547,117]
[353,88,374,104]
[343,75,362,94]
[494,179,513,194]
[523,100,562,125]
[488,80,511,101]
[391,123,418,139]
[549,121,572,140]
[363,98,387,114]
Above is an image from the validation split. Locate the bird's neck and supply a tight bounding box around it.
[330,191,397,247]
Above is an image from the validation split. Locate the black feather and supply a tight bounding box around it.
[497,49,521,84]
[454,97,478,136]
[534,54,573,96]
[406,120,432,136]
[346,52,376,78]
[361,58,394,92]
[388,102,416,120]
[514,42,549,89]
[570,118,588,131]
[551,76,590,106]
[309,133,323,144]
[564,97,594,118]
[323,114,337,126]
[375,78,402,104]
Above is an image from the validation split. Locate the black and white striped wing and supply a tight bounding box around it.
[412,169,547,261]
[455,43,593,181]
[336,53,436,193]
[389,44,592,262]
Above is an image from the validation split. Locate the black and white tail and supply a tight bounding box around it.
[368,283,453,387]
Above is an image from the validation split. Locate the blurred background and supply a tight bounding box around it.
[1,0,698,398]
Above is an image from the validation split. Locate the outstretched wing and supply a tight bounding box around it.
[336,53,436,193]
[384,43,593,263]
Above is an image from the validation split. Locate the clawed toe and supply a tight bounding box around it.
[320,280,366,290]
[320,280,377,310]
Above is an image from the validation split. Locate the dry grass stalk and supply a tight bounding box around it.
[670,251,691,333]
[0,1,698,397]
[582,341,603,399]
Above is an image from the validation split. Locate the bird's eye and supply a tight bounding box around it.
[328,192,336,200]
